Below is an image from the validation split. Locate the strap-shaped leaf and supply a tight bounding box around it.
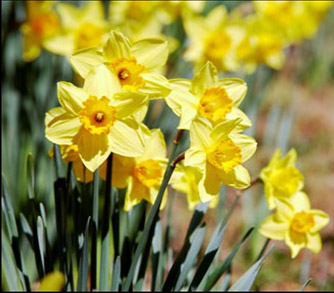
[26,153,35,199]
[36,216,45,274]
[2,175,18,239]
[228,246,274,291]
[19,213,33,237]
[202,227,254,291]
[77,217,90,291]
[111,256,121,291]
[300,279,311,291]
[151,219,163,291]
[175,223,207,291]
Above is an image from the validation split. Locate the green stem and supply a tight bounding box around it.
[91,170,99,290]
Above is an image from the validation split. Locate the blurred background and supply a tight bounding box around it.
[2,1,334,290]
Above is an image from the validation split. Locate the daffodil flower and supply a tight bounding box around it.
[260,191,329,258]
[171,163,218,210]
[43,1,110,56]
[21,1,60,62]
[260,149,304,210]
[37,271,65,291]
[45,64,148,172]
[70,30,171,99]
[100,125,168,211]
[166,61,251,130]
[184,117,257,202]
[183,6,239,72]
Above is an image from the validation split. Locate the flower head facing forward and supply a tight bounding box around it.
[259,191,329,258]
[184,117,257,203]
[70,30,171,99]
[45,64,148,172]
[166,61,251,130]
[260,148,304,209]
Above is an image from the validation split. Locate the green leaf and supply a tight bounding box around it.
[36,216,45,274]
[300,279,312,291]
[111,256,121,291]
[228,246,274,291]
[2,175,18,239]
[19,213,33,237]
[1,228,22,291]
[202,227,254,291]
[175,223,207,291]
[151,219,163,291]
[91,170,99,290]
[26,153,35,200]
[77,217,91,291]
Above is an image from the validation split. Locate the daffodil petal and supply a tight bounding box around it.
[226,108,252,131]
[191,61,218,96]
[274,199,294,222]
[259,215,288,240]
[131,38,168,70]
[113,92,148,119]
[289,191,311,212]
[218,78,247,107]
[229,133,257,163]
[45,112,81,145]
[70,47,104,78]
[57,82,87,115]
[43,33,75,56]
[76,128,111,172]
[190,117,212,149]
[83,64,122,98]
[124,179,147,211]
[72,161,93,183]
[203,163,222,195]
[108,120,145,158]
[140,128,166,160]
[140,73,171,99]
[45,107,66,125]
[285,230,305,259]
[80,1,105,22]
[278,148,297,168]
[184,146,206,172]
[309,210,329,233]
[210,118,242,143]
[103,31,131,61]
[306,233,322,253]
[218,165,250,189]
[56,3,80,28]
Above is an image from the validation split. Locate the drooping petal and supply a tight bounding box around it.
[140,73,171,99]
[45,111,81,145]
[45,107,66,125]
[113,92,148,119]
[57,82,87,115]
[103,31,131,61]
[285,230,306,259]
[288,191,311,212]
[191,61,218,96]
[108,120,145,158]
[218,165,250,189]
[218,78,247,107]
[264,183,276,210]
[184,146,207,172]
[203,163,222,195]
[226,108,252,131]
[140,128,166,160]
[274,199,294,222]
[72,161,93,183]
[70,47,104,78]
[189,117,212,149]
[306,233,322,254]
[124,179,148,211]
[309,210,330,233]
[83,64,122,99]
[210,118,242,144]
[76,128,111,172]
[131,38,168,70]
[229,133,257,163]
[259,215,288,240]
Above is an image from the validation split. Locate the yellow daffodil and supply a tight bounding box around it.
[166,61,251,130]
[38,271,65,291]
[234,14,286,73]
[183,6,240,72]
[260,191,329,258]
[48,144,93,183]
[260,149,304,210]
[171,163,218,210]
[184,117,257,203]
[254,1,333,44]
[21,1,60,62]
[44,1,110,56]
[100,126,168,211]
[45,64,148,172]
[70,30,171,99]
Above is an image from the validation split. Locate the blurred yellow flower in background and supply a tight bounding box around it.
[37,271,65,291]
[260,191,329,258]
[44,1,110,56]
[166,61,251,130]
[21,1,60,61]
[184,117,257,203]
[261,149,304,210]
[100,126,167,211]
[70,31,171,100]
[45,64,148,172]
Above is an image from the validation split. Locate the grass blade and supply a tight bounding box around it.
[111,256,121,291]
[202,227,254,291]
[77,217,91,291]
[175,223,207,291]
[2,175,18,239]
[151,219,163,291]
[26,153,35,199]
[228,246,274,291]
[36,216,45,274]
[300,279,312,291]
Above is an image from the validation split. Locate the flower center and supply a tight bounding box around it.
[204,30,232,61]
[78,96,117,135]
[109,57,146,91]
[31,12,60,38]
[133,159,163,188]
[269,166,303,196]
[207,140,242,173]
[75,22,105,50]
[290,211,315,234]
[198,87,233,122]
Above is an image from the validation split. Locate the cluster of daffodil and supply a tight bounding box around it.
[45,26,256,212]
[22,1,333,74]
[259,149,329,258]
